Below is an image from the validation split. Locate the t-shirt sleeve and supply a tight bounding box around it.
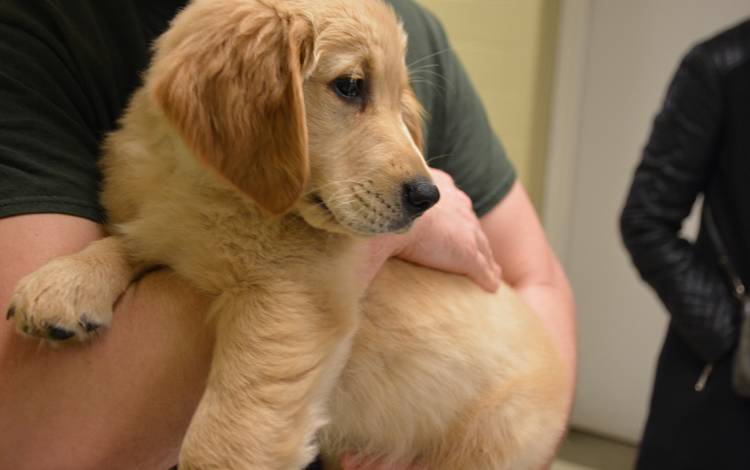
[0,4,104,222]
[0,1,174,223]
[393,0,516,217]
[431,45,516,217]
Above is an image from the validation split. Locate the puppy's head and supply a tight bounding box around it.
[298,0,439,235]
[149,0,437,235]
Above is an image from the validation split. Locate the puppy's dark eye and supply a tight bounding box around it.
[331,76,366,103]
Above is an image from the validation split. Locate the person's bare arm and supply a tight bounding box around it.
[479,182,576,387]
[480,181,576,468]
[0,214,214,470]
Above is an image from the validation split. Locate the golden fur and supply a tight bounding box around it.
[8,0,567,468]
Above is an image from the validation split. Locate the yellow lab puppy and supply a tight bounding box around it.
[8,0,567,468]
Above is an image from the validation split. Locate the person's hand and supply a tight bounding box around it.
[340,453,427,470]
[391,168,501,292]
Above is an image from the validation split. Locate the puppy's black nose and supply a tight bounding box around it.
[403,179,440,217]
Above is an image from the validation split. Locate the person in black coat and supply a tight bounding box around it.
[620,18,750,470]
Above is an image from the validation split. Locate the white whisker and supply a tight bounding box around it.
[407,48,451,68]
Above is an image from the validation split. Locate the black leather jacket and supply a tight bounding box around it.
[620,19,750,363]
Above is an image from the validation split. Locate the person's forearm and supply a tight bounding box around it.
[622,202,739,361]
[0,269,213,470]
[515,266,576,390]
[477,183,577,465]
[479,184,576,384]
[512,261,575,470]
[620,185,738,361]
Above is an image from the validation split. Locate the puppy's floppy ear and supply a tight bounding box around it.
[150,0,316,215]
[402,87,425,152]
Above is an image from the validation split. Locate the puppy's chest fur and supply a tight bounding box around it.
[145,202,355,293]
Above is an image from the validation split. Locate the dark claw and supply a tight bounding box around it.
[48,326,75,340]
[6,306,15,320]
[79,315,101,333]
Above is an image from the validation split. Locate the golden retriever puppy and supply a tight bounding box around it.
[7,0,567,468]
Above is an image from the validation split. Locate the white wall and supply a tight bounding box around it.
[546,0,750,442]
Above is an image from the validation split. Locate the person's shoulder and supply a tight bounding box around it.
[690,18,750,74]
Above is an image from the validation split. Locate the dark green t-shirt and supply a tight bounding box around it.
[0,0,515,223]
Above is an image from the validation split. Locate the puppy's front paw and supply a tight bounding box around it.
[7,258,117,342]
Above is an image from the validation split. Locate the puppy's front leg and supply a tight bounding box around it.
[179,287,356,470]
[8,235,143,341]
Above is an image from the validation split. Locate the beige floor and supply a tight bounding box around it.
[552,430,637,470]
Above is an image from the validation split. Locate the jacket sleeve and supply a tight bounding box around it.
[620,43,738,363]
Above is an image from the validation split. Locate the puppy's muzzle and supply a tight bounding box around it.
[402,178,440,218]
